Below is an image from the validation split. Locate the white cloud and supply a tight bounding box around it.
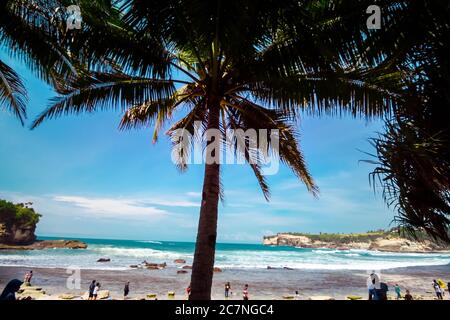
[218,232,260,243]
[53,195,167,218]
[143,197,200,208]
[186,191,201,197]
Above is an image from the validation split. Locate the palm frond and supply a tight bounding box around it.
[166,100,206,172]
[225,96,318,196]
[31,72,175,129]
[246,70,399,119]
[0,0,79,88]
[0,59,27,125]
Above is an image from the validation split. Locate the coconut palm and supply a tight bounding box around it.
[346,0,450,242]
[30,0,395,299]
[0,0,83,124]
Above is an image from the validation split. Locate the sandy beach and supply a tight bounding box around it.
[1,264,449,300]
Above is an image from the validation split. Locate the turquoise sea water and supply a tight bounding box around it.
[0,236,449,271]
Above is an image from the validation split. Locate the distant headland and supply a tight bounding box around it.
[0,199,87,250]
[263,229,450,253]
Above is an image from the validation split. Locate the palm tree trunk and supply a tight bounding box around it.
[189,101,221,300]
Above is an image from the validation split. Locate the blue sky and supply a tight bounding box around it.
[0,50,394,243]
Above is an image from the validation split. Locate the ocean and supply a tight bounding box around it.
[1,236,449,271]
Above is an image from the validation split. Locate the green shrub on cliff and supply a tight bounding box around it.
[283,227,449,244]
[0,199,41,227]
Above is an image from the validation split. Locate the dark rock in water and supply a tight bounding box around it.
[174,259,186,264]
[0,239,88,250]
[145,262,158,267]
[267,266,276,269]
[97,258,111,262]
[129,265,139,268]
[213,267,222,273]
[283,267,294,270]
[144,261,166,269]
[182,265,192,269]
[177,270,188,274]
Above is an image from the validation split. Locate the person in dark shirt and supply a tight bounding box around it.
[404,290,413,300]
[225,282,231,298]
[124,282,130,299]
[88,280,96,300]
[243,284,249,300]
[0,279,23,300]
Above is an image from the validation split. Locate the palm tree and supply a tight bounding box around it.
[368,117,450,242]
[347,0,450,242]
[30,0,395,299]
[0,0,80,124]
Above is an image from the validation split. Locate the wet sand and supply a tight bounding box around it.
[1,264,449,300]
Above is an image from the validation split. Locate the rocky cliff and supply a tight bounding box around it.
[263,233,450,253]
[0,199,41,244]
[0,199,87,250]
[0,222,36,244]
[0,239,88,250]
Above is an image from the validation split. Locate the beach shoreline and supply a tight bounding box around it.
[1,264,449,300]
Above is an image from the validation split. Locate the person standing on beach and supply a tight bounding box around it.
[88,280,96,300]
[433,280,443,300]
[225,282,231,298]
[93,282,100,300]
[404,290,413,300]
[123,282,130,299]
[186,284,191,299]
[394,284,401,300]
[437,279,446,296]
[24,270,33,286]
[367,272,379,300]
[243,284,249,300]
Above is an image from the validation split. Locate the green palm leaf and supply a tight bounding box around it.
[0,59,27,124]
[31,72,176,128]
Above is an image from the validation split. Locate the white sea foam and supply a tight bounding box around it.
[214,260,450,270]
[1,241,449,271]
[137,240,163,245]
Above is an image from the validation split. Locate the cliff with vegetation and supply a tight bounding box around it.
[0,199,87,250]
[263,230,450,253]
[0,200,41,244]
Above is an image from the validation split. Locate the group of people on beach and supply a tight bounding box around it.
[224,282,249,300]
[87,280,101,300]
[220,282,249,300]
[87,280,130,300]
[366,271,449,300]
[185,282,249,300]
[1,269,449,300]
[432,279,447,300]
